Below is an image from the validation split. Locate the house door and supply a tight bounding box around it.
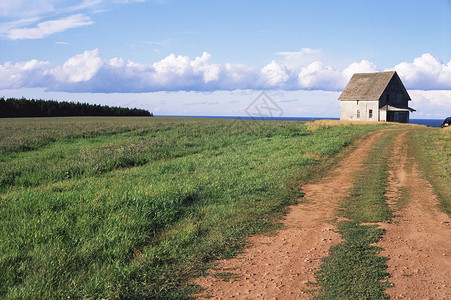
[387,112,395,122]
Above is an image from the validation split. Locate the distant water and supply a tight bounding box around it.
[409,119,443,127]
[157,115,443,127]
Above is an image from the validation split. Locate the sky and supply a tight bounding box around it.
[1,0,451,118]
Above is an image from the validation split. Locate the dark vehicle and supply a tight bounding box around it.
[441,117,451,128]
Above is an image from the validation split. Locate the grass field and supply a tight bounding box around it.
[0,117,390,298]
[410,127,451,214]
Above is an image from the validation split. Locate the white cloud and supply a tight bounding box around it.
[0,0,56,18]
[0,17,40,36]
[191,52,221,83]
[342,60,378,81]
[406,90,451,118]
[296,59,379,91]
[260,60,290,87]
[151,54,193,86]
[67,0,104,12]
[0,0,127,40]
[393,53,451,90]
[0,0,103,18]
[222,63,258,89]
[275,48,322,70]
[409,90,451,108]
[298,61,344,90]
[51,49,103,82]
[6,14,93,40]
[1,51,450,94]
[0,59,50,89]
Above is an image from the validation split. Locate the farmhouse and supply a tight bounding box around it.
[338,71,415,123]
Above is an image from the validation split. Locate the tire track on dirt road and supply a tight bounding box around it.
[379,130,451,299]
[195,131,386,299]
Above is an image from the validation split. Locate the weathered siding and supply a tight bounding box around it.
[379,76,410,109]
[340,100,379,122]
[379,105,387,122]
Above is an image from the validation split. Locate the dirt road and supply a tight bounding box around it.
[195,129,451,299]
[379,131,451,299]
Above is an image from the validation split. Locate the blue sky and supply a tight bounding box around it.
[1,0,451,118]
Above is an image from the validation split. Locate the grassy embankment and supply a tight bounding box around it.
[409,127,451,214]
[0,117,387,298]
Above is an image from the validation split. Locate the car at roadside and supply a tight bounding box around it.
[441,117,451,128]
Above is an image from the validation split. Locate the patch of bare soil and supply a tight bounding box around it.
[194,131,385,299]
[379,131,451,299]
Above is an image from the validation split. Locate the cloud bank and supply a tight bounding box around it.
[1,50,450,93]
[393,53,451,90]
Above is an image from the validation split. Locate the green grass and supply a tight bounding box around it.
[0,117,385,298]
[314,222,389,300]
[408,127,451,214]
[314,130,395,299]
[339,131,394,223]
[0,117,155,155]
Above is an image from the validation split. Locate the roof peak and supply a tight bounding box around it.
[338,71,408,101]
[352,70,396,75]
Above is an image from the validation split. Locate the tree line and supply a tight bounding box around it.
[0,97,153,118]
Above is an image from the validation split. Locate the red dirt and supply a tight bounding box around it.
[378,131,451,299]
[195,131,385,299]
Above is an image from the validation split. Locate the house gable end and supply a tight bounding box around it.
[379,72,411,108]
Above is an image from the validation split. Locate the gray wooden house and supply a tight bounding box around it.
[338,71,415,123]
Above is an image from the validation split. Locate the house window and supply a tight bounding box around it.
[369,109,373,119]
[357,109,360,118]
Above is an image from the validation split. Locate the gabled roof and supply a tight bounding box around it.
[338,71,410,101]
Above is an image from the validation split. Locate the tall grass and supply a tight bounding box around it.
[0,117,155,155]
[0,117,384,298]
